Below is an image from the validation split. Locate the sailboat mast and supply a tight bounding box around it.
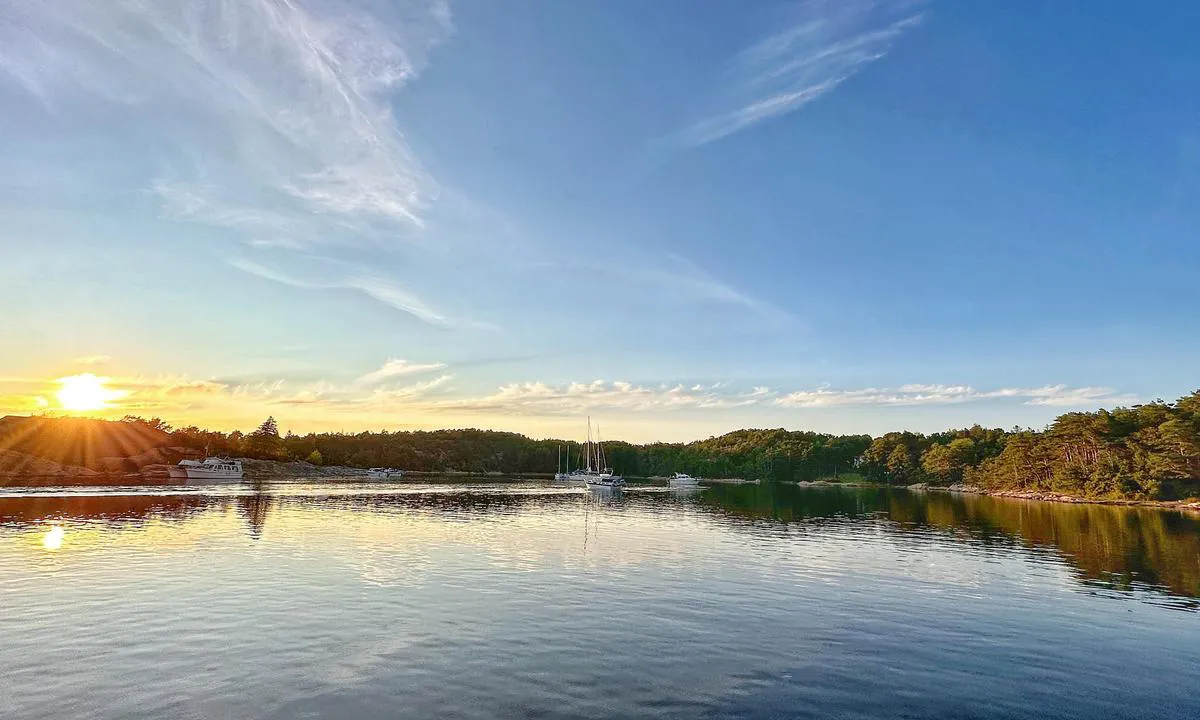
[597,425,605,471]
[587,417,593,471]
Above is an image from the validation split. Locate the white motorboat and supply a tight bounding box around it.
[367,467,403,480]
[168,457,244,483]
[668,472,701,488]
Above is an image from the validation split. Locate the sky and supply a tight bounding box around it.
[0,0,1197,442]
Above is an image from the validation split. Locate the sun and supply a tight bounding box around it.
[56,373,125,412]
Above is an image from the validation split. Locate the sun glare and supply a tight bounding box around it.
[56,373,124,412]
[42,525,65,551]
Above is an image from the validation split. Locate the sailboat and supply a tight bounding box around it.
[569,418,624,489]
[554,445,572,481]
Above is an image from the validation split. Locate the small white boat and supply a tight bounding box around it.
[668,472,701,488]
[168,457,244,483]
[367,467,403,480]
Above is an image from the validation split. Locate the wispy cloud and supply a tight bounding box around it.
[682,0,926,146]
[228,256,449,326]
[654,253,794,323]
[546,252,794,325]
[1,0,450,238]
[359,374,455,408]
[774,383,1138,408]
[348,274,449,326]
[427,380,766,416]
[72,355,111,366]
[1,0,454,317]
[357,359,448,385]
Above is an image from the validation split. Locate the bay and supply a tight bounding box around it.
[1,482,1197,719]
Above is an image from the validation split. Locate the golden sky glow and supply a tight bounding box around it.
[0,355,1144,443]
[0,358,758,441]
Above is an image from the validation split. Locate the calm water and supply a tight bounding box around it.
[2,481,1198,719]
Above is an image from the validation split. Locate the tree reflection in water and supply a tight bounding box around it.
[701,483,1200,603]
[2,482,1197,605]
[236,481,273,540]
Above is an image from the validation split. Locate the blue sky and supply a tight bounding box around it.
[0,0,1196,441]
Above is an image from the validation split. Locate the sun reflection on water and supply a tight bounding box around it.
[42,525,65,551]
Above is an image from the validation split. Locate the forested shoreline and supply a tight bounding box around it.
[135,389,1200,501]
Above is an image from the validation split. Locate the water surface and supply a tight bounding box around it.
[1,481,1197,719]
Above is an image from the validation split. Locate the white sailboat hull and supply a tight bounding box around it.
[583,475,624,489]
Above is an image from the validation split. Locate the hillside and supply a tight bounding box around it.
[0,415,185,476]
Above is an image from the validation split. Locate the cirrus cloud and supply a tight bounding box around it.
[681,0,927,146]
[357,359,449,385]
[774,383,1138,408]
[0,0,455,325]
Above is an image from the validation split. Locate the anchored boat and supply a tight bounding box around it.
[668,472,701,488]
[554,445,572,481]
[570,418,624,489]
[168,457,244,483]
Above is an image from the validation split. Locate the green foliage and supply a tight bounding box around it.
[167,424,868,480]
[159,390,1200,500]
[305,449,323,466]
[966,392,1200,500]
[121,415,173,433]
[245,416,286,460]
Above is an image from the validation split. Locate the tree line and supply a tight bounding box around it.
[856,391,1200,499]
[123,389,1200,500]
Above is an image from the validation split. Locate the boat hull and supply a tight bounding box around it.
[584,476,624,489]
[167,467,244,483]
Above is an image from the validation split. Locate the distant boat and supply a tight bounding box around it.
[668,472,701,488]
[570,418,624,489]
[367,467,403,480]
[554,445,572,482]
[169,457,243,483]
[583,471,624,489]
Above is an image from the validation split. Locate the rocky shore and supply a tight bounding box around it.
[793,480,874,488]
[919,483,1200,512]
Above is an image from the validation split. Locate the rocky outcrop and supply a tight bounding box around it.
[0,415,176,472]
[938,483,1200,512]
[0,449,97,478]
